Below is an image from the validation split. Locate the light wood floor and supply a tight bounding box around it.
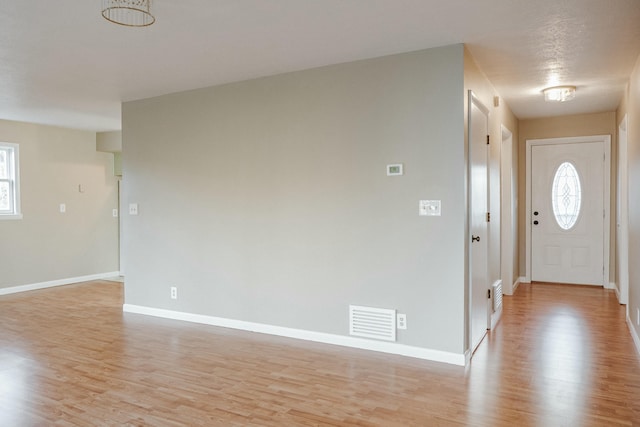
[1,281,639,426]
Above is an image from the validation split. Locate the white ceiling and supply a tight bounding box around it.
[1,0,639,131]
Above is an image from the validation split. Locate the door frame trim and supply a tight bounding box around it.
[500,125,515,295]
[525,135,611,285]
[617,115,629,304]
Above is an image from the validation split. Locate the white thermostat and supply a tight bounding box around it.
[387,164,403,176]
[419,200,441,216]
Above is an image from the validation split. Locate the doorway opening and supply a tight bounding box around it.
[525,135,611,286]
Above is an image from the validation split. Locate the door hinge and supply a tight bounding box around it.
[486,135,490,145]
[487,289,491,299]
[486,212,491,222]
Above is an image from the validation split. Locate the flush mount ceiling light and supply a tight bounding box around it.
[543,86,576,102]
[102,0,155,27]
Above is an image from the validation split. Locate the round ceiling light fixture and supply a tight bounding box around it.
[102,0,155,27]
[543,86,576,102]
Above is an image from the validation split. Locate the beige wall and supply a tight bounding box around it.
[464,47,520,295]
[617,52,640,341]
[0,119,120,288]
[518,112,617,281]
[97,131,123,176]
[96,131,122,153]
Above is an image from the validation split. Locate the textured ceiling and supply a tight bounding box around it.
[1,0,639,131]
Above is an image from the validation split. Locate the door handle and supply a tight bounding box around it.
[472,235,480,242]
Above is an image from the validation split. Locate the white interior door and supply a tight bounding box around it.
[469,92,489,353]
[531,141,605,285]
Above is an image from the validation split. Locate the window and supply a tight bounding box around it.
[551,161,581,230]
[0,142,21,219]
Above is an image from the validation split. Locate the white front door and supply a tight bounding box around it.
[531,141,605,285]
[469,92,489,353]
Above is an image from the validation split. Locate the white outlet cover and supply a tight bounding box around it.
[397,313,407,330]
[59,203,66,213]
[129,203,139,215]
[419,200,441,216]
[112,209,119,217]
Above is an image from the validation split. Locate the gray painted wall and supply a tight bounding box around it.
[122,45,466,354]
[0,119,119,288]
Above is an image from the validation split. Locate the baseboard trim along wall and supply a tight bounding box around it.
[123,304,467,366]
[610,282,621,302]
[627,315,640,357]
[513,277,524,293]
[490,306,503,330]
[0,272,121,296]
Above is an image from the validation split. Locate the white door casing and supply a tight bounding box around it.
[469,91,489,354]
[617,116,629,304]
[500,126,515,295]
[526,136,611,286]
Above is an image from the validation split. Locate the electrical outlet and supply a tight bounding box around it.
[129,203,139,215]
[170,287,177,300]
[59,203,66,213]
[397,313,407,330]
[112,209,119,217]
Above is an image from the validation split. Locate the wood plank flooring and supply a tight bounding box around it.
[0,280,639,426]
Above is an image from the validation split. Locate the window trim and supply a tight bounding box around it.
[0,142,22,220]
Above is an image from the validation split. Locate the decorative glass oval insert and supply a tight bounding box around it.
[552,162,582,230]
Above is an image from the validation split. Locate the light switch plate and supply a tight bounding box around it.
[59,203,66,213]
[419,200,441,216]
[112,209,119,218]
[129,203,139,215]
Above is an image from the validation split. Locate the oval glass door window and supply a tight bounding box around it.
[552,162,582,230]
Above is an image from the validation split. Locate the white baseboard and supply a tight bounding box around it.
[490,306,503,330]
[513,277,524,293]
[0,271,121,296]
[610,282,621,302]
[123,304,466,367]
[604,282,615,290]
[464,350,471,367]
[627,315,640,357]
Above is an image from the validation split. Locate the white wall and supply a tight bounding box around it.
[0,119,120,288]
[122,45,468,355]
